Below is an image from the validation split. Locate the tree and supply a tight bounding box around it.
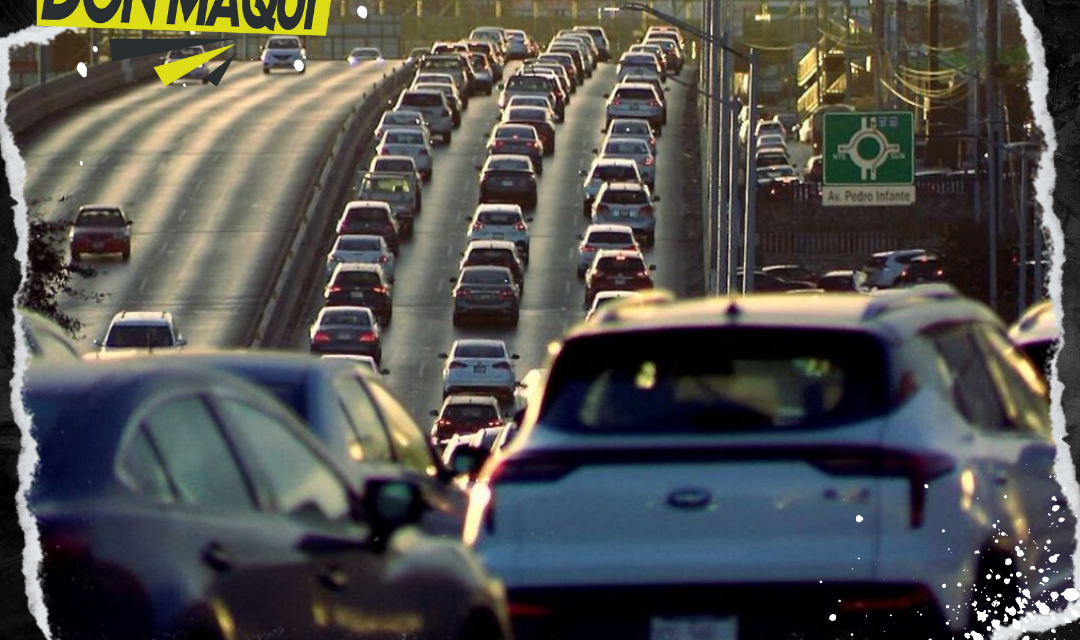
[17,206,104,339]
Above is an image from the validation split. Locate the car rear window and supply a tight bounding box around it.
[462,269,512,285]
[401,93,441,107]
[374,160,413,172]
[496,127,535,139]
[601,190,648,205]
[468,249,513,264]
[346,207,388,222]
[587,231,634,244]
[507,76,550,92]
[479,211,521,225]
[321,310,372,327]
[594,166,638,181]
[268,38,300,49]
[338,237,380,251]
[615,88,655,101]
[456,344,505,358]
[539,329,890,433]
[385,114,421,125]
[445,405,499,421]
[508,108,546,121]
[605,141,647,155]
[596,256,646,274]
[76,210,125,227]
[335,271,381,286]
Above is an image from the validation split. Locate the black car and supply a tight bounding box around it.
[309,305,382,363]
[324,263,393,326]
[460,240,526,290]
[584,249,656,307]
[478,157,538,209]
[150,351,471,538]
[25,359,512,640]
[502,106,557,155]
[336,200,400,254]
[895,255,949,286]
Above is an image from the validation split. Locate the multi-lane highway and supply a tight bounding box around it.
[285,61,700,417]
[18,57,699,420]
[18,60,406,348]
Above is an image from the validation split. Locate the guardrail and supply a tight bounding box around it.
[6,56,159,135]
[756,174,982,204]
[249,62,414,348]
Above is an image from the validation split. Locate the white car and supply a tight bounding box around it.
[439,339,520,406]
[756,132,787,152]
[1009,299,1058,377]
[467,204,531,263]
[576,223,639,277]
[604,118,657,156]
[464,285,1071,640]
[325,234,396,282]
[596,136,655,187]
[584,290,641,322]
[580,157,643,217]
[346,47,383,66]
[90,310,187,357]
[590,182,657,247]
[374,110,432,142]
[864,248,933,288]
[505,94,556,119]
[375,127,434,179]
[261,35,306,74]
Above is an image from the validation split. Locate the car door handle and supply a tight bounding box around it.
[318,566,349,591]
[202,542,231,572]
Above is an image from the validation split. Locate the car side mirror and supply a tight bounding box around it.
[448,444,489,479]
[649,265,657,271]
[429,409,439,417]
[511,354,520,360]
[126,220,133,226]
[449,277,457,284]
[578,169,587,177]
[380,368,390,375]
[602,93,610,99]
[362,478,425,545]
[591,149,599,155]
[664,87,670,92]
[525,217,534,223]
[497,83,504,90]
[176,336,187,347]
[652,195,661,202]
[92,338,102,347]
[438,353,449,359]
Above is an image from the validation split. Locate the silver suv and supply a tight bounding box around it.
[394,89,455,143]
[605,82,665,132]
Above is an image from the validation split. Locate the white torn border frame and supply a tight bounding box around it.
[0,5,1076,640]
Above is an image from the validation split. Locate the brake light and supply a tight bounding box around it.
[508,602,554,617]
[595,204,609,215]
[40,526,92,565]
[371,286,387,294]
[328,285,343,293]
[358,331,377,343]
[837,586,933,613]
[582,245,597,252]
[473,222,486,230]
[611,98,622,105]
[455,287,472,297]
[437,418,452,426]
[488,419,503,427]
[448,361,467,369]
[648,100,659,107]
[313,331,332,343]
[514,222,526,231]
[494,140,505,147]
[493,361,512,369]
[591,270,605,278]
[641,206,654,216]
[378,255,389,263]
[525,141,536,147]
[644,157,654,166]
[499,289,514,298]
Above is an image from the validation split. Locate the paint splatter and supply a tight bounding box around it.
[357,5,368,18]
[294,60,305,72]
[76,62,87,77]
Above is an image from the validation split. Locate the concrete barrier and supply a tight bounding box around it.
[6,56,159,135]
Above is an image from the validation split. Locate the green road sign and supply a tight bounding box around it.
[822,111,915,206]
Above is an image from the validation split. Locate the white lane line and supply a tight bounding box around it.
[158,241,170,256]
[138,276,149,292]
[419,361,426,377]
[565,281,571,296]
[178,209,188,222]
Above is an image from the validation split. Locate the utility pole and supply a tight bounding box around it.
[968,0,980,222]
[872,0,884,108]
[717,30,731,295]
[743,49,759,292]
[843,0,851,104]
[927,0,938,158]
[986,0,999,312]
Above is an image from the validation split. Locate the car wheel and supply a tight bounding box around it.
[262,68,269,74]
[122,248,131,261]
[443,131,452,144]
[452,313,463,327]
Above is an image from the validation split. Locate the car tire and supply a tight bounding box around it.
[263,68,269,75]
[576,268,585,280]
[374,349,382,366]
[122,248,131,261]
[443,131,452,144]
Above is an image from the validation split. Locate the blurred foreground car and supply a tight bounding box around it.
[464,286,1070,640]
[26,359,512,640]
[20,308,81,361]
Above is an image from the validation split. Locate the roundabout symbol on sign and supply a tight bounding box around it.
[835,117,901,181]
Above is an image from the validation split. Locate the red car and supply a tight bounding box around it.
[69,204,132,261]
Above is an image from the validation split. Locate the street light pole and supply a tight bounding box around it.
[743,48,759,292]
[717,31,731,295]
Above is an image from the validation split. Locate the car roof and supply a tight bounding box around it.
[566,285,1001,345]
[111,310,172,324]
[598,181,648,192]
[345,200,393,210]
[476,203,524,214]
[594,248,644,260]
[454,338,507,349]
[442,394,501,407]
[467,240,518,250]
[78,203,122,211]
[585,223,635,234]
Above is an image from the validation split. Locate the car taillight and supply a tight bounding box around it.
[635,271,649,278]
[372,286,387,294]
[591,270,605,277]
[525,141,536,147]
[814,449,954,529]
[648,100,659,106]
[641,206,654,216]
[328,285,343,293]
[644,157,654,166]
[508,602,555,618]
[595,204,609,215]
[493,361,511,369]
[436,418,452,427]
[40,525,92,565]
[442,109,450,117]
[611,98,621,105]
[582,245,597,252]
[378,255,389,263]
[358,331,377,343]
[380,148,390,155]
[448,360,467,368]
[514,222,527,231]
[499,289,514,298]
[313,331,332,343]
[455,287,471,297]
[494,140,505,147]
[473,222,486,230]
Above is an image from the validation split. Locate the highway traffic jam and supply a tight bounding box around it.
[18,20,1078,640]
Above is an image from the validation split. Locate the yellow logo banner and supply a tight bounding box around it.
[37,0,333,36]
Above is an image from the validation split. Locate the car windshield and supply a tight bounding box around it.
[268,38,300,49]
[338,237,381,252]
[445,405,499,421]
[478,211,521,225]
[320,310,372,327]
[105,324,173,348]
[540,329,890,433]
[76,209,125,227]
[462,269,512,284]
[456,344,506,358]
